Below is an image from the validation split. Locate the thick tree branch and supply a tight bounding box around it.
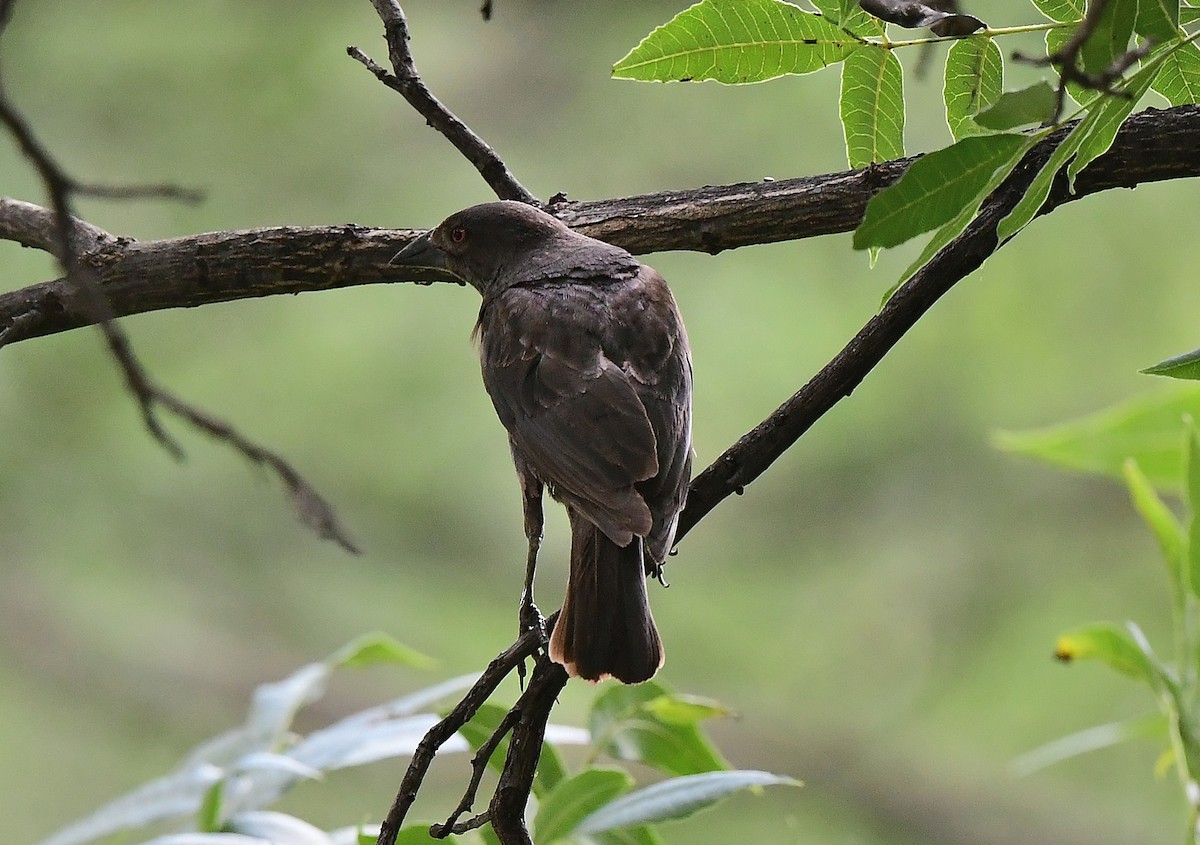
[3,104,1198,349]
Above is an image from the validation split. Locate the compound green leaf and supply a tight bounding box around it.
[613,0,861,84]
[944,37,1004,139]
[1032,0,1084,21]
[974,81,1057,131]
[854,132,1029,249]
[1153,41,1200,105]
[1136,0,1180,39]
[840,47,906,167]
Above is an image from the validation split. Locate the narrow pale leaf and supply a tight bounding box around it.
[943,37,1004,139]
[854,133,1029,249]
[534,769,634,845]
[974,82,1057,130]
[226,812,334,845]
[1153,41,1200,105]
[1031,0,1084,21]
[1011,714,1166,775]
[612,0,861,84]
[840,47,906,167]
[1186,423,1200,597]
[1122,459,1185,597]
[576,771,802,834]
[992,387,1200,488]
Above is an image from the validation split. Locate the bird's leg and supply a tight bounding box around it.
[517,470,546,643]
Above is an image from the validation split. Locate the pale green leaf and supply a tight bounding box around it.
[840,47,906,167]
[974,82,1057,130]
[333,631,433,670]
[576,771,802,834]
[992,387,1200,488]
[943,37,1004,139]
[1153,41,1200,105]
[642,694,734,726]
[591,682,728,777]
[1186,423,1200,597]
[1011,714,1166,776]
[1031,0,1084,21]
[1054,622,1168,687]
[1123,458,1185,597]
[534,769,634,845]
[612,0,861,84]
[995,122,1089,242]
[853,132,1029,249]
[226,812,334,845]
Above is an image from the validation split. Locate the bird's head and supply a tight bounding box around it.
[391,200,638,296]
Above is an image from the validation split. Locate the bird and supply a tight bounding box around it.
[392,200,692,684]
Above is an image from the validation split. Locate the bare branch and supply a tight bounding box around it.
[348,1,536,203]
[0,46,355,553]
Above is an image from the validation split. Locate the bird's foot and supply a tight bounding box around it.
[519,598,548,645]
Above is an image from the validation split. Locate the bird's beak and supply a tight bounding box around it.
[390,231,450,270]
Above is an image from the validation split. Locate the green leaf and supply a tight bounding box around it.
[197,780,224,833]
[809,0,887,35]
[534,768,634,845]
[840,47,906,168]
[1153,41,1200,105]
[853,132,1030,249]
[1079,0,1136,74]
[1136,0,1180,39]
[391,824,447,845]
[1185,422,1200,597]
[1031,0,1084,21]
[332,632,433,670]
[642,694,734,726]
[594,826,666,845]
[1065,48,1165,187]
[995,122,1089,242]
[612,0,861,84]
[1011,713,1166,775]
[973,81,1057,130]
[993,387,1200,488]
[576,771,802,834]
[1054,622,1167,686]
[1123,459,1185,598]
[1145,345,1200,380]
[943,37,1004,139]
[590,682,729,777]
[1184,4,1200,23]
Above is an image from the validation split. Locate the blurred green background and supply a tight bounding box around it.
[2,1,1196,842]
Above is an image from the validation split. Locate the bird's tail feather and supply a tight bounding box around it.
[549,511,663,684]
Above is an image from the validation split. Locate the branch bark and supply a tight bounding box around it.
[3,104,1198,349]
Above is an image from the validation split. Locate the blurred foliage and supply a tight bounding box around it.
[2,1,1200,844]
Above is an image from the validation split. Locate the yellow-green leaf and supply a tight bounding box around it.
[612,0,861,84]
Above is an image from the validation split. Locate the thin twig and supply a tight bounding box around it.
[376,622,546,845]
[429,707,520,838]
[347,1,536,203]
[1012,0,1153,123]
[0,37,356,552]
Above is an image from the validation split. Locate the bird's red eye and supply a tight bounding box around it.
[451,226,467,243]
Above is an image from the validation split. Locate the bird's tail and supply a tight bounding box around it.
[549,510,664,684]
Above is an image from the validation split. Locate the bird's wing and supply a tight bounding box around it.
[478,283,659,546]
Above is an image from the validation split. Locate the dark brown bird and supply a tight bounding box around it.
[393,201,692,683]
